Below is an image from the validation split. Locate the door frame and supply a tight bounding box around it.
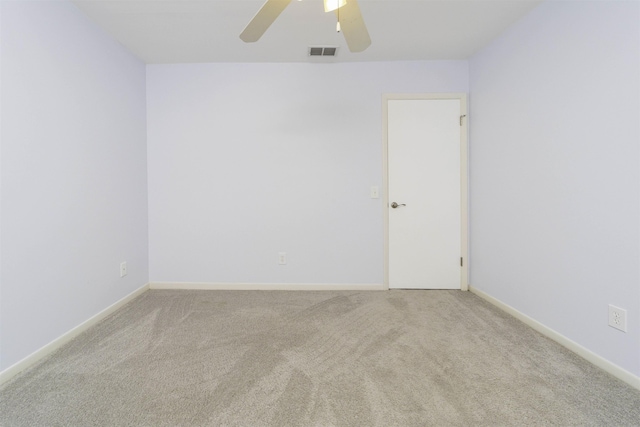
[382,93,469,291]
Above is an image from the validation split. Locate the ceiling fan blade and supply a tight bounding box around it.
[240,0,292,43]
[336,0,371,52]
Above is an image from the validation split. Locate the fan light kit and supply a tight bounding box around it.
[240,0,371,53]
[324,0,346,12]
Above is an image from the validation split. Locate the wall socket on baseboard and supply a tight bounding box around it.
[608,304,627,332]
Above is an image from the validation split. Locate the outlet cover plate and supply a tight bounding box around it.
[608,304,627,332]
[278,252,286,265]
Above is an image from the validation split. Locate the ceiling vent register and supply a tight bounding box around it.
[309,47,338,57]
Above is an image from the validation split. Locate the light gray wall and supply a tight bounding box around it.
[0,1,3,365]
[469,1,640,375]
[0,1,148,370]
[147,62,468,284]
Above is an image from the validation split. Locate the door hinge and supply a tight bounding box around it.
[460,115,466,126]
[460,257,463,267]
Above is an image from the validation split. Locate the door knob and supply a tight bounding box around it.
[391,202,406,208]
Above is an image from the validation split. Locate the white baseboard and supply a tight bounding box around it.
[469,285,640,391]
[0,283,150,386]
[149,282,385,291]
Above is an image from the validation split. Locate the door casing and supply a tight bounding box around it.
[382,93,469,291]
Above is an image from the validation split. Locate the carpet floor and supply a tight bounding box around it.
[1,289,640,426]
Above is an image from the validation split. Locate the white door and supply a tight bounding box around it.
[386,97,465,289]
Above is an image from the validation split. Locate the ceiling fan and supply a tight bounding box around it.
[240,0,371,53]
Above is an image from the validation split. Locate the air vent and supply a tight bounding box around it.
[309,46,338,57]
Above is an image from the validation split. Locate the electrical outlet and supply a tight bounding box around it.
[278,252,287,265]
[120,262,127,278]
[608,304,627,332]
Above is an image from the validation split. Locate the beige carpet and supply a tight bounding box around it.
[1,289,640,426]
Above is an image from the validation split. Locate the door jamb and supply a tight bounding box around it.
[382,93,469,291]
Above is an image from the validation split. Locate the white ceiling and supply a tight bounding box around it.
[72,0,543,64]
